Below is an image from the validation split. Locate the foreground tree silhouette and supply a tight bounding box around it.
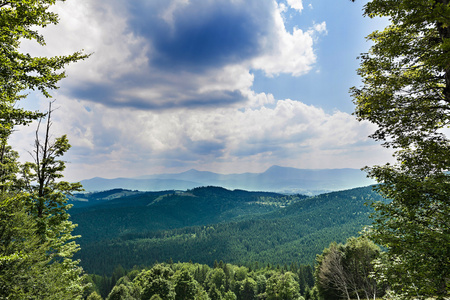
[351,0,450,298]
[0,0,88,298]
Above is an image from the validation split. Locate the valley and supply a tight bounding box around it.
[70,185,383,275]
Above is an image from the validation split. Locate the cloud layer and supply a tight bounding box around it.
[25,0,325,110]
[13,0,393,181]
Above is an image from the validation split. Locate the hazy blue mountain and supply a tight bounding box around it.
[79,177,202,192]
[80,165,374,194]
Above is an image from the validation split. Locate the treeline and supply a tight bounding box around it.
[85,236,386,300]
[86,261,316,300]
[76,186,383,275]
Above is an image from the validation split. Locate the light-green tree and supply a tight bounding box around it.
[87,291,104,300]
[106,276,138,300]
[314,237,382,300]
[0,190,49,298]
[209,284,223,300]
[266,272,303,300]
[133,264,176,300]
[223,290,237,300]
[239,277,257,300]
[350,0,450,298]
[174,269,199,300]
[106,284,136,300]
[0,0,88,298]
[0,0,86,146]
[21,103,83,249]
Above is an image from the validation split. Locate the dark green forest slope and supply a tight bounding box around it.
[70,187,302,245]
[72,186,383,275]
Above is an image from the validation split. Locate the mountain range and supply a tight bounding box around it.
[80,165,374,194]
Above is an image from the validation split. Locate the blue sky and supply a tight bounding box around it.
[14,0,393,181]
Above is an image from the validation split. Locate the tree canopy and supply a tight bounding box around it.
[314,236,382,300]
[0,0,88,298]
[351,0,450,298]
[99,262,312,300]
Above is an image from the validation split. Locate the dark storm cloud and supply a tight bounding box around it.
[186,139,226,156]
[69,84,246,110]
[127,0,272,71]
[65,0,277,110]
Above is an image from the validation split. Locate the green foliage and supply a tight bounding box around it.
[239,277,257,300]
[0,118,87,299]
[76,186,382,275]
[87,291,104,300]
[303,286,319,300]
[314,236,382,300]
[100,262,312,300]
[133,264,176,300]
[86,292,103,300]
[0,129,86,299]
[351,0,450,298]
[174,269,199,300]
[0,0,88,298]
[70,187,300,245]
[0,0,87,144]
[266,272,303,300]
[0,193,48,299]
[106,284,136,300]
[20,105,83,250]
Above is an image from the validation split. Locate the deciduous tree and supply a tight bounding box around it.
[0,0,88,298]
[266,272,302,300]
[314,237,381,300]
[350,0,450,298]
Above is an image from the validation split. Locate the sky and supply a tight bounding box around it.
[12,0,394,182]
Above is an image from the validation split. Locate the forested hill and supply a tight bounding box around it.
[71,185,383,275]
[70,187,303,244]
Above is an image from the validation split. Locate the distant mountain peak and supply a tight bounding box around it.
[79,166,374,194]
[182,169,209,174]
[264,165,298,172]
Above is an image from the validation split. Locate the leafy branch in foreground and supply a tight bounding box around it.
[0,0,88,298]
[351,0,450,298]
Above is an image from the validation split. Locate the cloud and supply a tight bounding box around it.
[128,0,270,69]
[21,0,325,110]
[250,4,324,77]
[10,0,394,181]
[286,0,303,12]
[11,93,385,181]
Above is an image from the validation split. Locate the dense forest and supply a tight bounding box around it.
[86,261,316,300]
[85,235,385,299]
[69,187,304,244]
[72,186,383,275]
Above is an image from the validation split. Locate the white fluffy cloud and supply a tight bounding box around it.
[8,94,388,181]
[21,0,325,109]
[11,0,392,181]
[286,0,303,12]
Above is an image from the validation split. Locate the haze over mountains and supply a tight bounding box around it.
[80,165,374,195]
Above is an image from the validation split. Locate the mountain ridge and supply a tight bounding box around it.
[72,185,382,274]
[80,165,374,194]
